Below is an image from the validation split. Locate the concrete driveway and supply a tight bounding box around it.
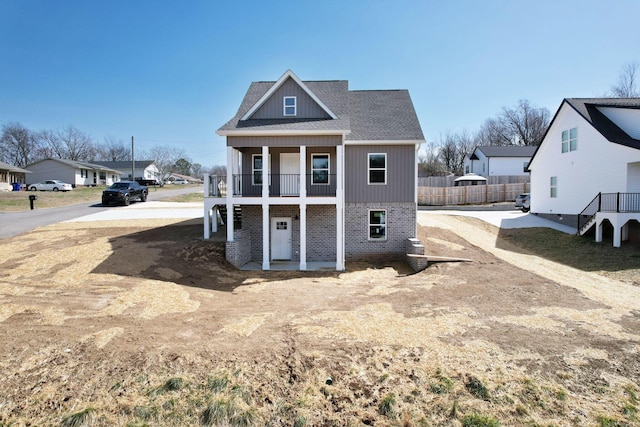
[419,208,576,234]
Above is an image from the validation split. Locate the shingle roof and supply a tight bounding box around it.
[95,160,155,170]
[0,160,30,173]
[564,98,640,150]
[218,72,424,142]
[347,90,424,141]
[476,145,537,158]
[26,158,123,172]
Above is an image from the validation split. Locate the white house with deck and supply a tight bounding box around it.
[527,98,640,246]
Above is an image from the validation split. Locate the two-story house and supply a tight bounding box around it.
[463,145,537,177]
[203,70,425,271]
[528,98,640,246]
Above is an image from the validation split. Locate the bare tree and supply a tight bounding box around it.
[477,100,550,146]
[146,145,185,185]
[57,126,96,161]
[437,132,464,175]
[0,122,38,167]
[35,129,65,159]
[96,136,131,161]
[419,141,446,176]
[610,61,640,97]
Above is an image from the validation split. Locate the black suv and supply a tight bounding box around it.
[102,181,148,206]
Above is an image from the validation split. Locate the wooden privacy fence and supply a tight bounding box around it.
[418,182,530,206]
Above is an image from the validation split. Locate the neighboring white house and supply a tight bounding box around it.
[95,160,160,182]
[25,158,122,187]
[463,145,537,177]
[527,98,640,247]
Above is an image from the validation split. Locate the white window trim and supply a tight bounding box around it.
[550,176,558,198]
[368,153,387,185]
[283,96,297,116]
[252,154,271,186]
[311,153,330,185]
[368,209,387,241]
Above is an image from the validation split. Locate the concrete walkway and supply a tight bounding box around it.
[66,201,203,222]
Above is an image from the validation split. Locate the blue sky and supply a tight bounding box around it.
[1,0,638,167]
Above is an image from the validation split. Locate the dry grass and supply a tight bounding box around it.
[1,216,639,425]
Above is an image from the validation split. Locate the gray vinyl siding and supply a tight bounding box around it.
[251,77,331,119]
[345,145,416,203]
[228,135,341,147]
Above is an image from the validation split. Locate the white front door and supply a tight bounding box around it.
[271,217,292,260]
[280,152,300,196]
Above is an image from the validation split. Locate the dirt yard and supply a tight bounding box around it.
[0,215,638,426]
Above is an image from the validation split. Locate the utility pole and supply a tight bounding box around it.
[131,136,135,181]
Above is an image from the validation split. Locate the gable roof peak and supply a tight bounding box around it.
[240,69,338,121]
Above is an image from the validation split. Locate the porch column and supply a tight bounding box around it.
[336,144,345,271]
[203,173,211,239]
[299,145,307,270]
[226,147,235,242]
[595,218,603,243]
[299,205,307,270]
[299,145,306,198]
[262,145,269,198]
[262,203,270,270]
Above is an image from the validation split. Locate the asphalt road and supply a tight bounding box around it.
[0,186,202,240]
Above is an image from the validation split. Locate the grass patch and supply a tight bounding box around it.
[60,407,96,427]
[201,397,256,427]
[161,191,203,202]
[378,392,396,419]
[497,225,640,283]
[596,415,624,427]
[161,377,185,392]
[461,413,500,427]
[430,374,454,394]
[465,376,490,401]
[207,374,230,393]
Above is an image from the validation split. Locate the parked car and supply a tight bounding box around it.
[171,178,188,185]
[515,193,530,212]
[27,180,73,192]
[102,181,148,206]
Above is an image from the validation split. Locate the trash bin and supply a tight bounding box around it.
[11,182,21,191]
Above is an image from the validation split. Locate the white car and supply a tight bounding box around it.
[27,180,73,192]
[172,178,188,185]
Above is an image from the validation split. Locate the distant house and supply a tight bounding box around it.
[528,98,640,246]
[204,69,425,271]
[95,160,159,182]
[464,145,537,177]
[24,158,122,187]
[0,161,31,191]
[165,173,200,184]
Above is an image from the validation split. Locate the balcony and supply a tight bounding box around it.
[205,174,336,198]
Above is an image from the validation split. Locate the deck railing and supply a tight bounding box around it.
[578,192,640,232]
[205,174,336,197]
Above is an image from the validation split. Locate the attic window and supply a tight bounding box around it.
[284,96,296,116]
[561,127,577,153]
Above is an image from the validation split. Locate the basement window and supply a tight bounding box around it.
[368,209,387,240]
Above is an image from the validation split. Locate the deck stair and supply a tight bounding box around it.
[217,204,242,228]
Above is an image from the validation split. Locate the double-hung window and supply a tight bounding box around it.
[284,96,296,116]
[550,176,558,198]
[252,154,271,185]
[368,153,386,184]
[368,209,387,240]
[561,127,577,153]
[311,154,330,184]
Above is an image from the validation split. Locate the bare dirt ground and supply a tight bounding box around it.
[0,215,638,426]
